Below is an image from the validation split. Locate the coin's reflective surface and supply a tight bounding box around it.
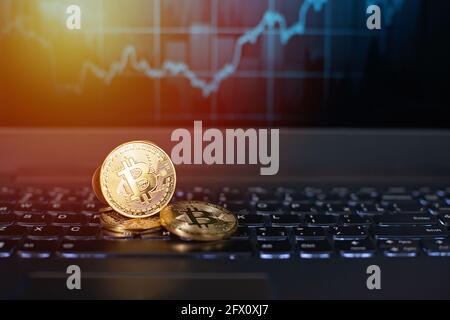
[100,141,176,218]
[160,201,237,241]
[100,210,161,232]
[92,166,107,204]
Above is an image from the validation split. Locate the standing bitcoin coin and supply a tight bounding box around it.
[160,201,237,241]
[92,166,107,204]
[100,141,176,218]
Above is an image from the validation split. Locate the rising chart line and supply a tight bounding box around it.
[66,0,329,97]
[1,0,406,98]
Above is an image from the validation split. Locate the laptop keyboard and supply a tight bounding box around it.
[1,185,450,259]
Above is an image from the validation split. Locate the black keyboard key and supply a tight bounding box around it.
[374,214,437,226]
[83,202,103,212]
[339,214,372,226]
[438,206,450,213]
[51,213,87,226]
[385,187,409,194]
[257,241,291,259]
[14,202,46,213]
[221,203,251,215]
[47,202,77,212]
[294,226,326,240]
[289,203,317,214]
[390,201,425,213]
[323,204,352,215]
[0,225,28,239]
[421,194,440,204]
[184,187,214,202]
[330,226,368,240]
[58,240,253,259]
[335,239,376,258]
[89,214,101,226]
[0,214,16,226]
[270,214,302,226]
[353,189,379,201]
[372,226,447,239]
[0,204,12,214]
[439,213,450,226]
[303,187,323,196]
[382,194,413,201]
[196,241,254,259]
[249,192,278,203]
[305,214,337,227]
[256,227,288,240]
[255,202,283,215]
[230,227,250,240]
[422,239,450,257]
[379,239,420,257]
[298,240,333,259]
[65,226,99,239]
[18,188,47,203]
[0,240,16,258]
[282,192,314,203]
[17,240,57,258]
[355,204,385,216]
[319,194,349,203]
[218,194,245,203]
[28,226,63,240]
[17,213,47,226]
[0,187,16,201]
[218,188,246,202]
[59,240,127,258]
[237,214,265,226]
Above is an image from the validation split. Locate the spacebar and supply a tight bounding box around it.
[58,240,253,258]
[373,226,448,239]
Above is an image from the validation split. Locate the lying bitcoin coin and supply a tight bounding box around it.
[92,166,107,204]
[160,201,238,241]
[102,224,161,236]
[100,210,161,232]
[100,141,176,219]
[102,228,137,238]
[98,206,114,213]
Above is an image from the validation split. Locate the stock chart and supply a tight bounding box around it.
[2,0,448,127]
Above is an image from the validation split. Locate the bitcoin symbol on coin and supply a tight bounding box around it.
[177,206,218,228]
[161,201,237,241]
[117,157,157,203]
[100,141,176,219]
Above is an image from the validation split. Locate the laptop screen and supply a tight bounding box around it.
[0,0,449,128]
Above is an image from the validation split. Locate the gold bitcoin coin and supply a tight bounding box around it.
[100,210,162,232]
[100,141,176,219]
[92,166,107,204]
[102,224,160,235]
[98,206,113,213]
[160,201,238,241]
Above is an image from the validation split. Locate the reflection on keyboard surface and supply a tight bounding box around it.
[0,185,450,259]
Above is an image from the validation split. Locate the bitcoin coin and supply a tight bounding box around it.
[102,228,137,238]
[160,201,238,241]
[100,210,161,232]
[100,141,176,219]
[92,166,107,204]
[98,206,114,213]
[102,224,161,236]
